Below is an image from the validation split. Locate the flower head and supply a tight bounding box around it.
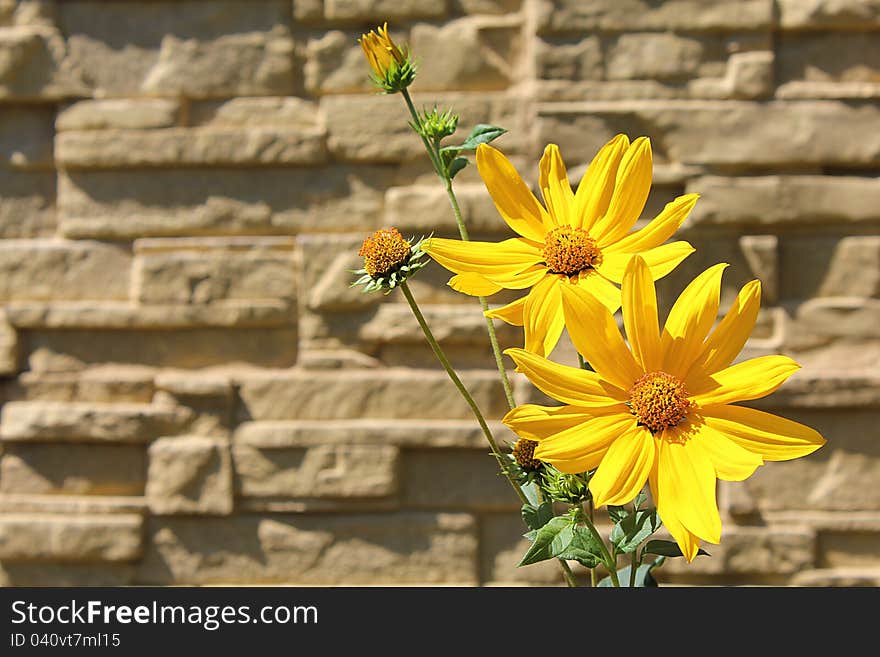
[359,23,416,93]
[351,227,429,294]
[423,135,697,357]
[502,255,826,560]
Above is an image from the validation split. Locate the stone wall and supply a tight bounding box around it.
[0,0,878,586]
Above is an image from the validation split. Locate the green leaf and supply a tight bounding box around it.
[633,490,648,510]
[607,505,628,524]
[598,563,658,588]
[459,124,507,150]
[556,526,603,569]
[447,156,468,179]
[611,508,662,554]
[643,539,710,558]
[517,516,574,567]
[521,502,554,531]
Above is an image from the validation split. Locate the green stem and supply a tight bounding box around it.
[578,507,619,587]
[443,180,517,411]
[400,281,515,492]
[587,500,597,588]
[401,281,577,587]
[400,88,517,411]
[400,88,444,179]
[630,549,639,588]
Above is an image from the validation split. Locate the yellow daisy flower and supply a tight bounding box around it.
[502,255,826,560]
[423,135,697,357]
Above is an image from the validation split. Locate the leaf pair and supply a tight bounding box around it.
[440,124,507,180]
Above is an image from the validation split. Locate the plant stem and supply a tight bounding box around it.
[630,550,639,588]
[401,281,577,587]
[399,88,517,411]
[578,507,619,587]
[587,500,597,588]
[400,281,514,490]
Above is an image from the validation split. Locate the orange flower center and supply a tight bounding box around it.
[542,226,602,276]
[359,228,411,278]
[628,371,692,433]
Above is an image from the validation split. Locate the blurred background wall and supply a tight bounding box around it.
[0,0,877,586]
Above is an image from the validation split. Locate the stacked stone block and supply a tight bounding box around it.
[0,0,877,586]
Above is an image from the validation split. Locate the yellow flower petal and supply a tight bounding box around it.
[575,272,622,313]
[691,418,764,481]
[476,143,551,242]
[589,425,655,507]
[448,272,503,296]
[700,404,826,461]
[424,237,546,289]
[611,193,700,253]
[597,241,695,284]
[574,134,629,231]
[689,355,801,407]
[622,255,661,372]
[660,262,729,379]
[534,409,634,461]
[650,459,703,562]
[485,295,526,326]
[590,137,653,245]
[538,144,575,227]
[657,428,722,543]
[523,275,565,358]
[690,280,762,376]
[502,403,596,442]
[504,347,628,407]
[560,283,642,391]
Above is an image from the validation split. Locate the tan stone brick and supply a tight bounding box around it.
[137,513,478,584]
[0,494,148,515]
[401,449,520,511]
[453,0,523,14]
[58,167,389,239]
[5,302,292,330]
[385,183,509,235]
[146,436,233,515]
[818,237,880,298]
[536,0,773,33]
[56,99,181,131]
[0,308,16,375]
[659,525,816,577]
[58,1,295,98]
[0,563,135,586]
[788,297,880,344]
[0,443,146,495]
[606,33,705,81]
[325,0,447,20]
[298,233,382,312]
[535,35,603,81]
[739,234,778,304]
[189,97,321,129]
[56,126,326,169]
[22,327,298,371]
[0,25,87,99]
[0,401,192,442]
[777,0,880,30]
[686,175,880,226]
[538,102,880,167]
[304,29,375,95]
[776,80,880,99]
[779,33,880,86]
[818,531,880,567]
[0,171,55,238]
[0,240,131,302]
[0,105,53,169]
[410,18,520,92]
[0,513,143,561]
[791,568,880,586]
[234,419,505,449]
[8,368,156,403]
[133,239,297,305]
[235,369,509,421]
[233,444,398,499]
